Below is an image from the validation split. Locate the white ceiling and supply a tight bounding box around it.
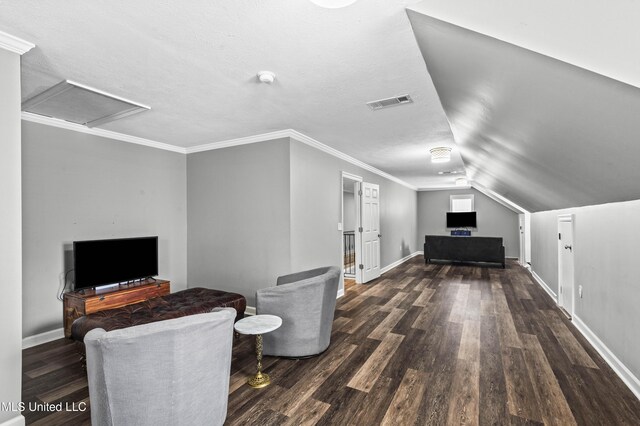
[408,11,640,212]
[4,1,640,206]
[0,0,465,189]
[409,0,640,90]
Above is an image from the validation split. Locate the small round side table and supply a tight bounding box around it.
[234,314,282,388]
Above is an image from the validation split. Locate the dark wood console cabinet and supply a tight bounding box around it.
[63,279,170,338]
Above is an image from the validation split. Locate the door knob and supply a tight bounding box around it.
[378,234,382,238]
[564,245,572,251]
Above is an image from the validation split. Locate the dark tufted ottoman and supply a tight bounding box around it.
[71,287,246,361]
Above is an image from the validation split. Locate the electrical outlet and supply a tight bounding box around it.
[337,222,343,231]
[578,285,583,298]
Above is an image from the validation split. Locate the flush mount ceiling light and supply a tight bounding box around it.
[21,80,150,128]
[429,147,452,163]
[455,177,469,186]
[308,0,358,8]
[257,71,276,84]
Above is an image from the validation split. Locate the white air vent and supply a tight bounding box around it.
[366,94,413,110]
[438,170,464,175]
[22,80,150,128]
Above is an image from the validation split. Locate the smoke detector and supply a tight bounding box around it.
[367,94,413,111]
[257,71,276,84]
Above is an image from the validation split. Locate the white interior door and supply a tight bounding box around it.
[519,214,526,265]
[558,216,575,317]
[360,182,380,283]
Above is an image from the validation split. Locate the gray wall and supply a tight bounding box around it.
[417,188,520,258]
[187,139,291,307]
[0,48,23,425]
[530,212,559,291]
[531,200,640,381]
[343,191,356,232]
[290,139,418,274]
[187,138,418,307]
[22,121,187,337]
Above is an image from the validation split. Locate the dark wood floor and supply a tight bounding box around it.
[344,278,356,290]
[23,258,640,425]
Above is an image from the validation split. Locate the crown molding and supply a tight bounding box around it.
[418,182,529,214]
[471,181,529,214]
[21,112,186,154]
[22,112,418,190]
[0,30,35,55]
[418,185,472,191]
[185,128,417,190]
[287,130,417,191]
[184,130,292,154]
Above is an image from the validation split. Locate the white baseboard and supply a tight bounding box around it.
[380,251,423,275]
[22,328,64,349]
[245,306,256,316]
[528,269,640,401]
[0,415,25,426]
[573,315,640,401]
[529,270,558,302]
[337,288,345,299]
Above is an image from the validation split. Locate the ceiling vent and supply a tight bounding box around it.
[366,94,413,110]
[438,170,464,175]
[22,80,150,128]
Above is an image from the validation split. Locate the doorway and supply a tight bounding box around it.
[519,214,526,266]
[360,181,381,283]
[340,172,381,293]
[558,214,575,319]
[341,172,362,293]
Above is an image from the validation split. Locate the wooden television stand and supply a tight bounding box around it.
[63,278,170,338]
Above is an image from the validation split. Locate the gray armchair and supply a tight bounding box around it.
[256,266,340,357]
[84,308,236,426]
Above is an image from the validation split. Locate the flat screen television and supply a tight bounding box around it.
[73,236,158,290]
[446,212,477,228]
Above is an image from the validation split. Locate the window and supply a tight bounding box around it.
[450,194,474,212]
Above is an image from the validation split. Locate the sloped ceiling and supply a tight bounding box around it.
[408,0,640,90]
[408,10,640,212]
[6,1,640,201]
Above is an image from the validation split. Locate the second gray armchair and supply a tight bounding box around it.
[256,266,340,358]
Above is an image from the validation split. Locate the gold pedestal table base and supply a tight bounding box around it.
[233,315,283,389]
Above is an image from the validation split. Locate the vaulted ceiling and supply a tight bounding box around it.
[2,0,640,211]
[408,11,640,212]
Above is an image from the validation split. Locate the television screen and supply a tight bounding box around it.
[446,212,477,228]
[73,236,158,290]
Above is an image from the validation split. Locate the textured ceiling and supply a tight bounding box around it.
[5,1,639,202]
[409,0,640,90]
[0,0,465,189]
[408,11,640,212]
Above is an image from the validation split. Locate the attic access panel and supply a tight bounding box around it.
[21,80,150,128]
